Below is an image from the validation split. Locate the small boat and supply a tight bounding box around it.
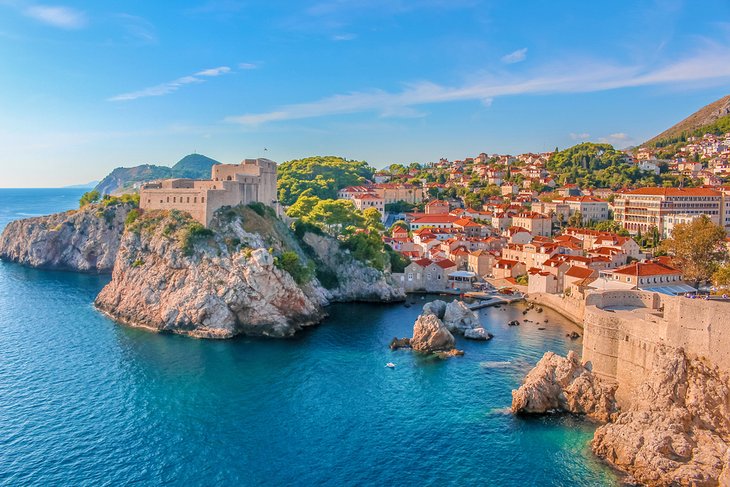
[386,362,396,368]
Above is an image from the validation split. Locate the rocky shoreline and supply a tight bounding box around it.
[0,200,135,272]
[0,202,404,339]
[512,347,730,486]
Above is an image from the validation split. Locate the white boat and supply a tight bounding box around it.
[386,362,396,368]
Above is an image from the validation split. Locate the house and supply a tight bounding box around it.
[492,259,526,279]
[467,249,494,276]
[563,265,598,290]
[601,260,694,295]
[527,268,559,294]
[511,211,552,237]
[563,196,609,223]
[409,214,460,230]
[425,199,450,215]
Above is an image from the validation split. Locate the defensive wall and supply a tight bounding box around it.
[530,290,730,407]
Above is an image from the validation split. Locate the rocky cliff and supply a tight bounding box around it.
[95,205,403,339]
[301,232,405,303]
[513,347,730,486]
[592,346,730,487]
[0,201,134,272]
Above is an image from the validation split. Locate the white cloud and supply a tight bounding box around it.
[598,132,634,146]
[608,132,629,140]
[226,44,730,125]
[238,62,258,70]
[332,33,357,41]
[501,47,527,64]
[196,66,231,76]
[570,132,591,140]
[23,5,87,29]
[109,66,230,102]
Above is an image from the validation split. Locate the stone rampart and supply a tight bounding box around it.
[581,290,730,407]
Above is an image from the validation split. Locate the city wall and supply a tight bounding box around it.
[531,289,730,407]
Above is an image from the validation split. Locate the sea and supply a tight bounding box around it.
[0,188,621,486]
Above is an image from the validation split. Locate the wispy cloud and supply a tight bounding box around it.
[238,62,259,70]
[226,44,730,125]
[501,47,527,64]
[23,4,87,29]
[598,132,634,146]
[109,66,231,102]
[570,132,591,140]
[332,33,357,41]
[115,13,156,44]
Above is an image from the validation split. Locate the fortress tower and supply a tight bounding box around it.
[139,158,278,227]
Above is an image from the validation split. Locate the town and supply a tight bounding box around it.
[323,132,730,298]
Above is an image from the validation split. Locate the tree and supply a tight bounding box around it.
[302,199,364,235]
[567,211,583,228]
[285,190,320,218]
[362,207,384,232]
[277,156,374,206]
[79,190,101,207]
[712,263,730,289]
[661,215,728,284]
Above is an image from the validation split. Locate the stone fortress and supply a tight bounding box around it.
[140,158,278,227]
[532,289,730,406]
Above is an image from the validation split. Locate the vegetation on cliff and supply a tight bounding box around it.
[277,156,374,206]
[660,215,728,284]
[643,94,730,148]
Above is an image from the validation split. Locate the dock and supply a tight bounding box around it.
[464,292,524,310]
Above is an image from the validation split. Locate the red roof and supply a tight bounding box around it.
[412,215,460,224]
[613,261,681,277]
[413,258,433,267]
[565,266,596,279]
[433,259,457,269]
[622,187,721,197]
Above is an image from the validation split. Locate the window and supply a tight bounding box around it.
[407,273,413,281]
[187,197,190,203]
[427,273,432,280]
[167,197,170,203]
[416,273,421,280]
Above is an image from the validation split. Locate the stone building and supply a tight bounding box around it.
[140,158,277,227]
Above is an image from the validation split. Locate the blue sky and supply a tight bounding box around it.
[1,0,729,187]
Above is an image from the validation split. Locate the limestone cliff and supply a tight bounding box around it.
[592,346,730,487]
[95,206,403,339]
[0,201,134,272]
[301,232,405,303]
[511,351,619,422]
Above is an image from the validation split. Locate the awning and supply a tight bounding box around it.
[640,283,697,296]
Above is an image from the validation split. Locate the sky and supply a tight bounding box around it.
[1,0,730,187]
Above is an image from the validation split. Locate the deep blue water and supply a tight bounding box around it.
[0,189,620,486]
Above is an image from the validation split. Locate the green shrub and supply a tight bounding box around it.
[247,202,267,216]
[125,209,140,227]
[315,268,339,289]
[179,222,215,256]
[131,258,144,267]
[79,190,101,207]
[386,246,409,273]
[274,251,313,284]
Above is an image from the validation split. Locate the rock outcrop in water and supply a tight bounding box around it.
[95,205,403,338]
[511,351,619,422]
[0,200,134,272]
[592,346,730,487]
[513,347,730,486]
[410,313,455,353]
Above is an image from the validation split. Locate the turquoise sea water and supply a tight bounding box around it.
[0,189,620,486]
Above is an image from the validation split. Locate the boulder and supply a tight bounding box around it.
[422,300,447,319]
[511,350,619,422]
[410,313,455,353]
[443,300,479,333]
[463,327,494,341]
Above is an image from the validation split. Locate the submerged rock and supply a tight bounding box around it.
[511,351,619,422]
[389,337,411,350]
[592,346,730,487]
[463,327,494,341]
[0,200,134,272]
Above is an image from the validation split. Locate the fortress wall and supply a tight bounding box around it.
[528,292,586,324]
[663,297,730,372]
[140,189,209,226]
[584,290,660,310]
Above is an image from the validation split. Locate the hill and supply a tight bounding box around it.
[94,154,220,195]
[644,94,730,148]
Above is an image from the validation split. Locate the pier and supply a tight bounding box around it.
[463,291,525,310]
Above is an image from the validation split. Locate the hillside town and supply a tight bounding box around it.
[327,133,730,298]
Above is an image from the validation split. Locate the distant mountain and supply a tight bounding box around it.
[94,154,220,195]
[643,94,730,148]
[63,180,99,189]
